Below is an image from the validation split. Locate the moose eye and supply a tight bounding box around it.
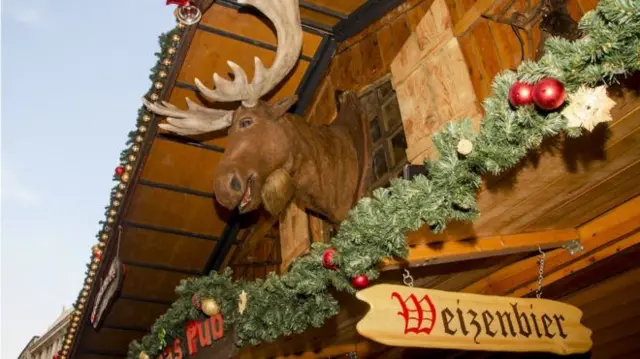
[238,117,253,129]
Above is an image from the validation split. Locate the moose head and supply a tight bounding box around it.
[144,0,371,224]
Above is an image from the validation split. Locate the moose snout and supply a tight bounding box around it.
[214,171,243,209]
[230,175,242,192]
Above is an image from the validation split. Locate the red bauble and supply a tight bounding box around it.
[95,251,102,260]
[53,355,60,359]
[351,275,369,289]
[191,294,201,310]
[115,166,125,177]
[508,81,534,107]
[322,248,339,270]
[532,78,566,110]
[166,0,190,6]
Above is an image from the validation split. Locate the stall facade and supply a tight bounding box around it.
[61,1,639,358]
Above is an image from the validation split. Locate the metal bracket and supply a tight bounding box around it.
[562,240,585,255]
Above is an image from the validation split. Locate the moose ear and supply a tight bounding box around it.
[268,95,299,118]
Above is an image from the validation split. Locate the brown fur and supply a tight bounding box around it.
[213,92,370,224]
[261,169,295,216]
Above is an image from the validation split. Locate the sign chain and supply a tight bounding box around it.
[402,268,414,287]
[536,245,546,298]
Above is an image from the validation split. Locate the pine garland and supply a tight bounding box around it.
[129,1,640,358]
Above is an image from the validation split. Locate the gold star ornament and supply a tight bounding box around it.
[238,290,248,315]
[561,85,616,131]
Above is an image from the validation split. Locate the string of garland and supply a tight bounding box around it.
[54,22,188,359]
[129,1,640,358]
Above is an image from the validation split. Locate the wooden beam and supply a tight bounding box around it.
[511,232,640,297]
[279,202,311,272]
[380,229,579,271]
[462,212,640,296]
[274,340,387,358]
[453,0,500,37]
[234,211,279,261]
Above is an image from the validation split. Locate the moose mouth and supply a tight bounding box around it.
[238,174,255,212]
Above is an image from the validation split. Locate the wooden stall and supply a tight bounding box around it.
[61,0,639,358]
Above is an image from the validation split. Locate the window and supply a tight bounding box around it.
[357,76,408,190]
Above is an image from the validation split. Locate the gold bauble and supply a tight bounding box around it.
[79,297,86,304]
[168,47,176,55]
[162,58,172,66]
[177,23,186,29]
[113,200,121,207]
[89,270,96,277]
[101,233,109,240]
[109,209,117,216]
[77,303,84,310]
[115,192,124,199]
[129,154,137,162]
[63,344,69,350]
[132,145,140,153]
[172,34,181,42]
[121,172,130,183]
[139,351,150,359]
[155,82,164,90]
[118,183,126,190]
[136,135,144,143]
[201,298,220,316]
[91,264,98,270]
[84,284,90,290]
[150,93,159,101]
[142,114,152,122]
[107,217,115,223]
[93,256,100,263]
[139,126,147,133]
[159,71,168,78]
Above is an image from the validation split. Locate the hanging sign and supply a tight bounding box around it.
[90,256,125,330]
[159,314,239,359]
[355,284,592,355]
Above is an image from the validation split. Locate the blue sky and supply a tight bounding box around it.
[2,1,176,357]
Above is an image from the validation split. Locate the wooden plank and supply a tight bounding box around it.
[381,229,578,270]
[462,213,640,296]
[577,0,598,13]
[532,159,640,230]
[498,105,640,233]
[177,30,309,101]
[468,90,640,236]
[577,194,640,239]
[119,226,215,272]
[308,214,331,243]
[235,211,278,261]
[452,0,500,36]
[199,4,323,59]
[511,232,640,297]
[279,202,311,272]
[125,185,229,237]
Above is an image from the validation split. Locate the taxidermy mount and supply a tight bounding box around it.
[143,0,372,225]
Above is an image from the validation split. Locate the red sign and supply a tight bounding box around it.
[159,314,237,359]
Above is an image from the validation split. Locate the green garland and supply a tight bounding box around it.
[129,1,640,357]
[57,22,188,359]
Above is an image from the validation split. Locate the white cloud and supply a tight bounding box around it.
[0,163,41,206]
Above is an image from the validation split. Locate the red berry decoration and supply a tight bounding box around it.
[532,77,566,110]
[508,81,534,107]
[191,294,201,310]
[322,248,339,270]
[95,250,102,260]
[351,274,369,289]
[115,166,125,177]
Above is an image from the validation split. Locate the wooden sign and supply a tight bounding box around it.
[159,314,239,359]
[90,256,125,330]
[356,284,592,355]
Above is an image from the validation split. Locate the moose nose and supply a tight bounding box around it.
[230,175,242,192]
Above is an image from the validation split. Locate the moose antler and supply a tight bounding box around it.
[194,0,303,108]
[142,97,233,136]
[142,0,303,135]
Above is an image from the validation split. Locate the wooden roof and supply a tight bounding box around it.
[68,0,640,358]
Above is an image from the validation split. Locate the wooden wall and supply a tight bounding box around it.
[447,0,598,103]
[305,0,436,125]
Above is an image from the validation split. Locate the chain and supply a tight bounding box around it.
[402,268,415,287]
[536,245,546,298]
